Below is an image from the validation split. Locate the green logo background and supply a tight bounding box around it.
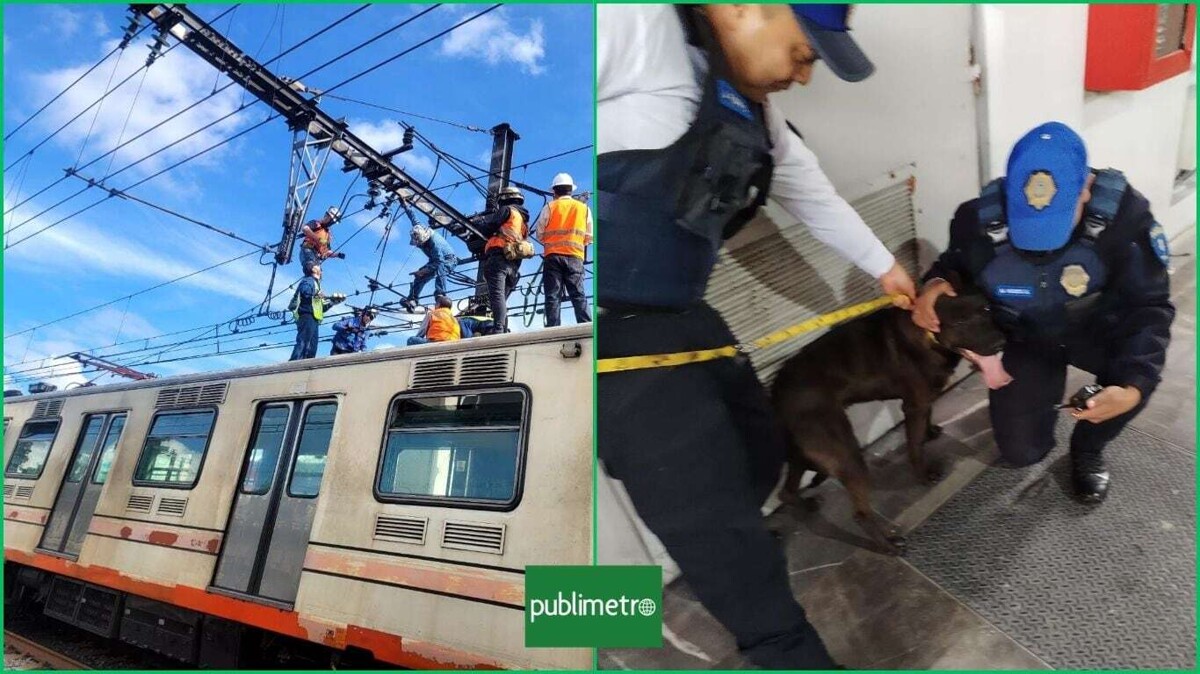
[526,565,663,648]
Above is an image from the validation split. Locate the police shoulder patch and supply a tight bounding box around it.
[1148,222,1170,267]
[716,79,753,120]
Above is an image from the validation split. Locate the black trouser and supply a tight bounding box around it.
[598,303,835,669]
[483,251,521,334]
[543,254,591,326]
[989,340,1151,467]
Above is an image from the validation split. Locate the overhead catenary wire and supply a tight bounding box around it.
[3,3,463,247]
[323,93,489,134]
[3,18,151,141]
[3,4,370,219]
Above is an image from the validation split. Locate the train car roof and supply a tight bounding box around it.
[6,324,592,405]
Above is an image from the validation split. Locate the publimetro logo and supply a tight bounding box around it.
[525,566,663,648]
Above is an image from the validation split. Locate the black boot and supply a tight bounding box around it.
[1071,451,1110,504]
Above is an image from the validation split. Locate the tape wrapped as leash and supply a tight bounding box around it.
[597,295,899,374]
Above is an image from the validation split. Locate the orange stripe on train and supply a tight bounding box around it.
[3,549,505,669]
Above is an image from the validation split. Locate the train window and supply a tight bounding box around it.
[132,410,216,488]
[240,405,291,495]
[376,390,526,508]
[287,402,338,498]
[90,415,127,484]
[4,419,61,479]
[65,415,106,482]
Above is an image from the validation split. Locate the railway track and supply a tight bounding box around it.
[5,630,91,670]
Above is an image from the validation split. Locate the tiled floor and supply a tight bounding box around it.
[599,244,1196,670]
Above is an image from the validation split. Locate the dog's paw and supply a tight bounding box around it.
[926,424,944,440]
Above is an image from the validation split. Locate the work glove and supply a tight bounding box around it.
[336,252,347,259]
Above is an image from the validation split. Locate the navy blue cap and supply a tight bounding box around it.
[791,4,874,82]
[1004,121,1089,251]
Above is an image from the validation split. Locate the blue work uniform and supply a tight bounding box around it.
[925,177,1174,467]
[289,276,321,361]
[330,316,369,355]
[407,231,458,303]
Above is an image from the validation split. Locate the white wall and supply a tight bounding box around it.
[976,4,1196,238]
[766,3,980,262]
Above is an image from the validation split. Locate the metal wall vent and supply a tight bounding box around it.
[409,352,515,390]
[373,514,427,545]
[32,400,64,418]
[441,520,506,555]
[155,383,228,409]
[706,175,919,384]
[3,484,13,498]
[156,497,188,517]
[126,494,154,513]
[14,485,34,500]
[459,353,516,386]
[410,358,457,390]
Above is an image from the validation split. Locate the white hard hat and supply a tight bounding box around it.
[410,224,432,245]
[326,206,341,220]
[551,173,575,190]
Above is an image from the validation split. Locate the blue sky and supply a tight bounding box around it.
[2,3,594,391]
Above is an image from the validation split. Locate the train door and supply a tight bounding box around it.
[40,413,127,557]
[212,399,337,605]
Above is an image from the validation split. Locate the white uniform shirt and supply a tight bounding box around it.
[597,4,895,279]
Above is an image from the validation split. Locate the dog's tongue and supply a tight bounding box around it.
[961,349,1014,389]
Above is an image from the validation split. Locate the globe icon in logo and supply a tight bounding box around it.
[637,598,657,617]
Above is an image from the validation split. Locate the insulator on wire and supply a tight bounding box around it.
[119,13,141,50]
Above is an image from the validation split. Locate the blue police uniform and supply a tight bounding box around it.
[925,122,1174,501]
[406,231,458,306]
[594,6,877,669]
[330,316,370,355]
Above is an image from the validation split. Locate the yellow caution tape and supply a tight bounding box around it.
[597,295,899,374]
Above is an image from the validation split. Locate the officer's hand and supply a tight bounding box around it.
[878,262,917,310]
[1072,386,1141,424]
[913,279,956,332]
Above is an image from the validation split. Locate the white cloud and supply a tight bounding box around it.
[42,7,108,42]
[25,35,253,181]
[439,11,546,75]
[4,196,271,306]
[348,118,436,177]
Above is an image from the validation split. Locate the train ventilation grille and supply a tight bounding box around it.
[441,520,506,555]
[156,497,187,517]
[3,484,13,498]
[126,494,154,513]
[156,383,228,409]
[373,514,428,545]
[409,352,515,390]
[32,399,64,418]
[14,485,34,500]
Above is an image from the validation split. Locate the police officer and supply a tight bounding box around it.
[402,224,458,312]
[597,4,917,669]
[478,186,533,334]
[914,121,1174,503]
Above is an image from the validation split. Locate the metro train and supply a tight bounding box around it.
[3,325,593,669]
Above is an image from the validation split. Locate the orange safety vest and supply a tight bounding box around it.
[426,307,462,342]
[484,207,528,253]
[303,226,331,256]
[540,197,590,259]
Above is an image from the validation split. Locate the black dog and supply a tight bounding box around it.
[770,293,1004,554]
